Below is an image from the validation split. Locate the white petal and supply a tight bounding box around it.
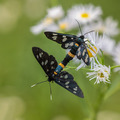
[30,24,44,34]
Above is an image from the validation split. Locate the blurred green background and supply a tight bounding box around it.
[0,0,120,120]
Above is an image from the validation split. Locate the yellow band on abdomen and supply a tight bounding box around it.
[54,71,57,75]
[59,63,65,68]
[68,52,75,58]
[75,43,79,47]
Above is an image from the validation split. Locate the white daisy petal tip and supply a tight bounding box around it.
[47,6,64,20]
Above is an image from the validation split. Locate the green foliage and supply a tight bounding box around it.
[104,77,120,100]
[0,0,120,120]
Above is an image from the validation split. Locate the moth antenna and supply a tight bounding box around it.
[75,19,83,35]
[31,80,48,87]
[49,82,53,100]
[84,30,95,36]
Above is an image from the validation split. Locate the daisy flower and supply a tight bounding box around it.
[67,4,102,24]
[76,32,103,70]
[87,63,111,84]
[83,17,119,37]
[47,6,64,20]
[30,6,64,34]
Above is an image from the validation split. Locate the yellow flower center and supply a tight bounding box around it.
[44,18,53,24]
[59,23,67,30]
[81,13,89,18]
[98,72,104,78]
[87,46,97,57]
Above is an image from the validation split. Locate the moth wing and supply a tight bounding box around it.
[61,41,75,49]
[32,47,58,76]
[48,55,58,74]
[76,46,82,60]
[44,31,77,49]
[76,45,90,65]
[55,71,84,98]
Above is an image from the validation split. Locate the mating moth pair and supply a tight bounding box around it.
[32,29,93,98]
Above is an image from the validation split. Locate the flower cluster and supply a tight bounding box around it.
[87,63,111,84]
[31,4,120,84]
[30,4,103,34]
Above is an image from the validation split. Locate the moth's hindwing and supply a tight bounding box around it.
[55,71,84,98]
[32,47,58,76]
[44,31,77,49]
[77,45,90,65]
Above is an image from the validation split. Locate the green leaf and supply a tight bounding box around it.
[104,77,120,100]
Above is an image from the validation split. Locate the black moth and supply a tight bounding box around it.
[44,31,92,65]
[32,47,84,98]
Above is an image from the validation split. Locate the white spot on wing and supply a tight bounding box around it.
[78,47,80,51]
[51,66,55,69]
[85,54,88,63]
[69,42,74,46]
[64,75,68,79]
[73,87,77,91]
[65,43,69,48]
[82,49,86,56]
[36,55,39,59]
[51,61,54,65]
[52,36,57,40]
[53,33,57,35]
[39,52,43,57]
[45,60,48,65]
[66,85,69,88]
[62,37,67,42]
[65,81,69,85]
[78,51,81,56]
[41,61,44,66]
[73,91,77,94]
[63,35,66,37]
[60,75,63,78]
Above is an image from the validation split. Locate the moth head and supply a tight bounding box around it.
[79,35,84,39]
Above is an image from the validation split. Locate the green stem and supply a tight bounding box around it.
[66,66,76,69]
[100,49,104,64]
[63,66,76,71]
[64,66,92,71]
[111,65,120,70]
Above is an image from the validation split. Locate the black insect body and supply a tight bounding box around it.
[44,31,90,74]
[32,47,84,98]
